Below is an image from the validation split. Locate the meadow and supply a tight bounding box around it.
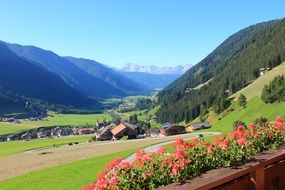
[204,96,285,133]
[0,135,92,157]
[0,113,111,135]
[0,148,140,190]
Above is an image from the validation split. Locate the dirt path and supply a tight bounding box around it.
[0,133,219,181]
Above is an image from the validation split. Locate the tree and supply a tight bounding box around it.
[129,113,138,125]
[261,75,285,103]
[238,94,247,108]
[199,104,207,122]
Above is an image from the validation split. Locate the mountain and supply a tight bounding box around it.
[64,57,150,94]
[156,18,285,123]
[0,43,92,107]
[4,42,128,98]
[120,63,191,74]
[120,72,180,90]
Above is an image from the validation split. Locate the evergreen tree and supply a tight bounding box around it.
[261,75,285,103]
[238,94,247,108]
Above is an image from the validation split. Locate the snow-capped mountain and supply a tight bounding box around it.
[120,63,192,74]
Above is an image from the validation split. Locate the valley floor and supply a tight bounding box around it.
[0,133,201,181]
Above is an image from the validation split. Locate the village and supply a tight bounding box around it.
[0,116,211,142]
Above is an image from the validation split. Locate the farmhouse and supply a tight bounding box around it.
[111,121,138,140]
[75,128,95,135]
[186,121,211,132]
[259,67,270,76]
[146,127,160,138]
[160,123,185,136]
[96,123,116,141]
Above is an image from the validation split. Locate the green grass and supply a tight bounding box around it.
[0,148,140,190]
[232,62,285,100]
[117,105,161,127]
[0,113,111,135]
[206,96,285,134]
[0,135,92,157]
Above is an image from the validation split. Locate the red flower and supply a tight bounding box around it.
[237,125,244,132]
[218,139,229,150]
[254,132,259,139]
[173,138,185,147]
[248,124,255,130]
[105,157,123,170]
[274,116,284,130]
[187,138,198,148]
[156,147,167,154]
[237,137,247,147]
[207,144,213,154]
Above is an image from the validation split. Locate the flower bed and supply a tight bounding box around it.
[83,117,285,190]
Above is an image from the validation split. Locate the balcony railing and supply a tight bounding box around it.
[160,145,285,190]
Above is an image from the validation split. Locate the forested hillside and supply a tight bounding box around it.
[156,18,285,123]
[0,43,93,107]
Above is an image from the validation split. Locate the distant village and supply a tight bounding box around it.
[0,115,211,142]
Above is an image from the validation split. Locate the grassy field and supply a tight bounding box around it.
[232,62,285,100]
[0,148,140,190]
[0,135,92,157]
[0,113,111,135]
[204,96,285,134]
[118,105,161,127]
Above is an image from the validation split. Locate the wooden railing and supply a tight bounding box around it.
[160,145,285,190]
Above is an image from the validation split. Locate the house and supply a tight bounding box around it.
[259,67,270,76]
[111,122,138,140]
[2,118,16,123]
[186,121,211,132]
[146,127,160,138]
[96,123,116,141]
[75,128,95,135]
[160,123,185,136]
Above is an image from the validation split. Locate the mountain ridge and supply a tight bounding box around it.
[120,63,191,74]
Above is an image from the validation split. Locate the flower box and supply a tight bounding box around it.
[159,145,285,190]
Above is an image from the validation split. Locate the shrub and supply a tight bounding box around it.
[83,117,285,190]
[238,94,247,108]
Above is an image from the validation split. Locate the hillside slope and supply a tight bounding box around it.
[232,62,285,100]
[208,97,285,133]
[157,18,285,123]
[4,42,125,98]
[65,57,150,95]
[0,43,92,107]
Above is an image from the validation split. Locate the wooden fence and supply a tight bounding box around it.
[160,145,285,190]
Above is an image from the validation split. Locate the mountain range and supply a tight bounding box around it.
[0,40,183,114]
[120,63,191,74]
[156,18,285,123]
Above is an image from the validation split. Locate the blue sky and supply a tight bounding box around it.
[0,0,284,68]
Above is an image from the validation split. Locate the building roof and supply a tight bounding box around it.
[111,123,127,136]
[146,127,160,134]
[160,123,176,131]
[98,123,116,136]
[122,121,137,130]
[188,122,211,129]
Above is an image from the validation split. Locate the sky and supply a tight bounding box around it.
[0,0,284,68]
